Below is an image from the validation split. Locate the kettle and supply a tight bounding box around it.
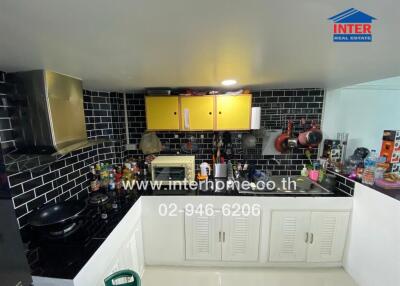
[200,162,211,177]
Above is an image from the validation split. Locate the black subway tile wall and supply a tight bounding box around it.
[0,71,123,228]
[328,170,356,196]
[124,89,324,175]
[1,67,326,227]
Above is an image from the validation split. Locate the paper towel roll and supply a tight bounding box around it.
[251,107,261,129]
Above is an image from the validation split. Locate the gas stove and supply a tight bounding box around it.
[24,194,139,279]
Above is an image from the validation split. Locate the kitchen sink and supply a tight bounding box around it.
[237,176,334,195]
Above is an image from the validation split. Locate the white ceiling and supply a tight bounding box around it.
[0,0,399,91]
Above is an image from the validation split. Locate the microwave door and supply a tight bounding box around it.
[154,167,186,181]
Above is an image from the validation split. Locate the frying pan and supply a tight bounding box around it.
[275,120,295,153]
[28,199,87,228]
[298,120,323,147]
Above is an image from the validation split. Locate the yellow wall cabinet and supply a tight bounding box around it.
[180,96,214,131]
[145,96,180,130]
[145,94,252,131]
[216,94,252,130]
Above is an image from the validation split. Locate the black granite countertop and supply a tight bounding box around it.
[142,176,351,198]
[327,169,400,201]
[22,193,140,279]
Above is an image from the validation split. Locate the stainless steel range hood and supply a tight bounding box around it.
[13,70,103,157]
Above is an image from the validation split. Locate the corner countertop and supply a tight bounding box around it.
[141,176,351,198]
[328,169,400,201]
[23,176,350,280]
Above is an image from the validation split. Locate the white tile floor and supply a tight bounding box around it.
[142,266,358,286]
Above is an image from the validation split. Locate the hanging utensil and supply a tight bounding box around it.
[298,120,323,147]
[275,120,294,153]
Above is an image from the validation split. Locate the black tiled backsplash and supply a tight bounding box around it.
[328,170,356,196]
[1,68,326,228]
[0,72,124,228]
[124,89,324,174]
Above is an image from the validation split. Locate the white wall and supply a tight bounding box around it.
[322,77,400,156]
[344,183,400,286]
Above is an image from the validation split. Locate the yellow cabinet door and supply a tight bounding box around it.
[216,94,252,130]
[180,96,214,130]
[145,96,180,130]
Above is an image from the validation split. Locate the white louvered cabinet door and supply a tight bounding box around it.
[185,212,222,260]
[269,211,310,262]
[307,212,350,262]
[222,214,261,261]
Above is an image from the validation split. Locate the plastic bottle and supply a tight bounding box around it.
[227,160,233,179]
[301,165,309,177]
[89,166,99,192]
[362,150,377,185]
[108,172,116,191]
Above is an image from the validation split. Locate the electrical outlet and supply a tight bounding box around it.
[200,134,204,139]
[174,134,179,139]
[125,144,137,151]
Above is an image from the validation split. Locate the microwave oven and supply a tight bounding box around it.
[151,155,195,185]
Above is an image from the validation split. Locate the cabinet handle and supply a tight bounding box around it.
[223,232,226,242]
[218,111,222,114]
[173,112,177,115]
[305,232,309,243]
[209,112,212,115]
[310,233,314,244]
[219,231,221,242]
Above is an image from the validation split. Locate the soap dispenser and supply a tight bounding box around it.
[301,164,309,177]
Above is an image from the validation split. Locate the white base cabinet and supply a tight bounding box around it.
[185,211,261,262]
[73,200,144,286]
[269,211,310,262]
[142,196,353,267]
[33,196,354,286]
[185,212,222,261]
[269,211,350,263]
[222,214,261,261]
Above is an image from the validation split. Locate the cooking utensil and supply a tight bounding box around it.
[288,137,298,149]
[139,132,162,155]
[242,133,257,149]
[28,200,87,228]
[88,193,110,206]
[298,120,323,147]
[214,163,227,178]
[275,120,294,153]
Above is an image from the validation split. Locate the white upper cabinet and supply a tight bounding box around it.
[269,211,350,263]
[269,211,310,262]
[185,212,222,261]
[222,215,261,261]
[307,212,350,262]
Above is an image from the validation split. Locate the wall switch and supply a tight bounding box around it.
[125,144,137,151]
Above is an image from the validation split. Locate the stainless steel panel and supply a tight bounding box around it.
[15,70,53,151]
[14,70,87,154]
[44,71,87,150]
[214,163,227,178]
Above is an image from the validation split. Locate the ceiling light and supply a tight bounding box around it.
[221,79,237,86]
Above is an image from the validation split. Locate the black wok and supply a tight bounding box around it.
[28,199,87,228]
